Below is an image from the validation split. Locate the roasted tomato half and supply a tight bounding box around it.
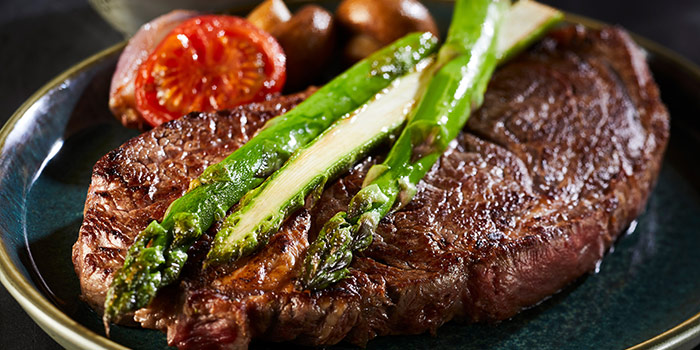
[135,15,286,126]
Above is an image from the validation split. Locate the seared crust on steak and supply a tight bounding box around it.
[72,90,313,314]
[73,25,669,349]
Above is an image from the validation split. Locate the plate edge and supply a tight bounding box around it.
[565,14,700,350]
[0,41,129,350]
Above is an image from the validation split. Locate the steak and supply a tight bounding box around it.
[72,90,313,314]
[72,25,670,349]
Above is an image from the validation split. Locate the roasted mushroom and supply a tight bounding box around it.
[336,0,439,62]
[273,5,335,89]
[246,0,291,33]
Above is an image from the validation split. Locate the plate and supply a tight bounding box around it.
[1,2,699,349]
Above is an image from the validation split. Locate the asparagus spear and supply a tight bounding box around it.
[302,0,562,290]
[205,58,434,266]
[497,0,563,62]
[103,32,438,328]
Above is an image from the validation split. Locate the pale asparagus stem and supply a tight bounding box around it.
[205,58,434,266]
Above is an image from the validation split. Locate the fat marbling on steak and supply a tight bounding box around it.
[72,25,669,349]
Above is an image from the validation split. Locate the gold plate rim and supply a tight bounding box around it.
[0,41,128,350]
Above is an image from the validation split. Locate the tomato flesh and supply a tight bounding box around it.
[135,15,286,126]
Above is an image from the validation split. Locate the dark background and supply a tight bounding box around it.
[0,0,698,349]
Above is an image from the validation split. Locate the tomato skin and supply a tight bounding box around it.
[135,15,286,127]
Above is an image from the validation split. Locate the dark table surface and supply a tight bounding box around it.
[1,0,699,349]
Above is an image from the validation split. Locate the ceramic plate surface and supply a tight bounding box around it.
[1,2,699,349]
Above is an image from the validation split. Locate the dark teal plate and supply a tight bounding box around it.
[1,2,699,349]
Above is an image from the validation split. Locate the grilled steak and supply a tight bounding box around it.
[73,25,669,349]
[72,90,313,314]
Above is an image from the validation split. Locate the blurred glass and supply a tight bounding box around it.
[89,0,260,36]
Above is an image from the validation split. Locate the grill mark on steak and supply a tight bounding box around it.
[73,25,669,349]
[72,90,313,314]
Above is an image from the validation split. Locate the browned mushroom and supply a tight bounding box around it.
[246,0,291,33]
[272,5,335,89]
[336,0,439,62]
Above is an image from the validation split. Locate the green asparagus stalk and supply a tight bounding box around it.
[205,58,434,266]
[302,0,562,290]
[497,0,563,62]
[103,32,438,328]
